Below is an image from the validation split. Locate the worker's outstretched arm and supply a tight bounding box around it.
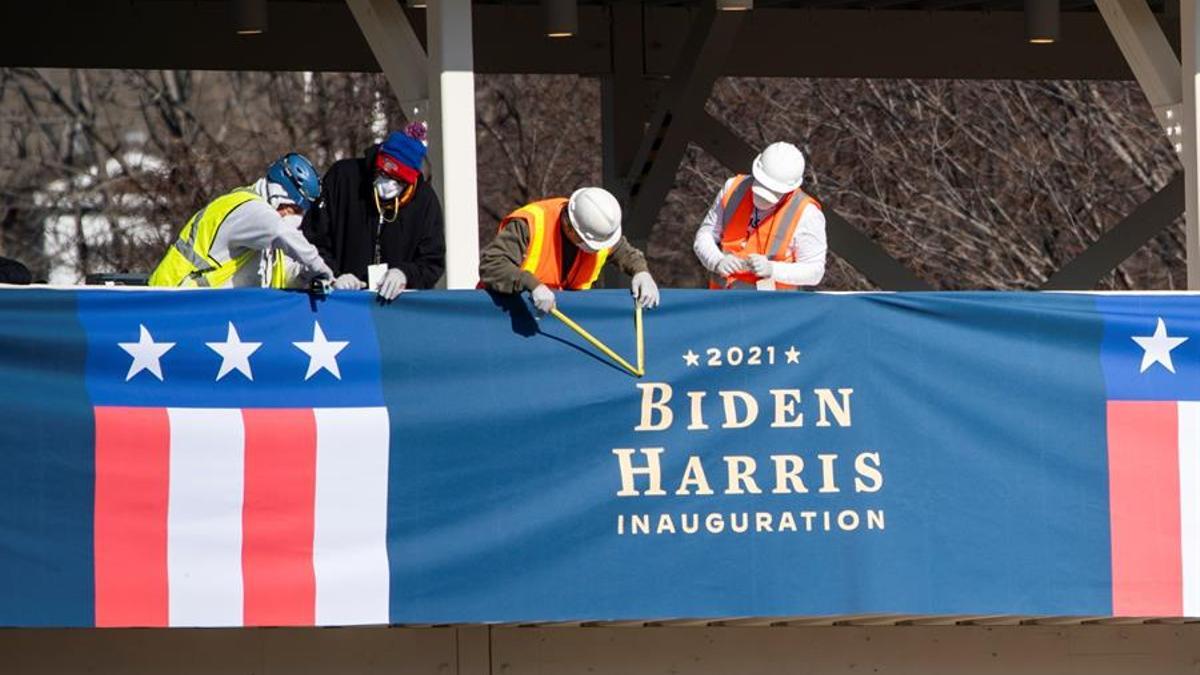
[479,219,540,294]
[223,202,332,279]
[270,216,335,280]
[610,237,658,308]
[609,237,651,279]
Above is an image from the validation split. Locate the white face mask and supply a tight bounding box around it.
[374,176,402,201]
[751,181,783,211]
[752,192,778,211]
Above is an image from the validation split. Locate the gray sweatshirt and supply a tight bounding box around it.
[208,179,332,288]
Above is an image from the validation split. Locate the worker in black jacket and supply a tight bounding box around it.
[301,127,445,299]
[0,256,31,285]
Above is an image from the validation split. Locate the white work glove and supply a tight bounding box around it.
[333,273,366,290]
[747,254,773,279]
[716,254,746,277]
[631,271,660,309]
[530,284,556,315]
[378,268,407,302]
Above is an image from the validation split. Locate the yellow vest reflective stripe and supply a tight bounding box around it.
[577,247,609,290]
[148,188,263,288]
[503,200,610,290]
[266,249,287,290]
[519,204,548,275]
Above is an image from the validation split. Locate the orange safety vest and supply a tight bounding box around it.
[709,175,820,291]
[499,198,610,290]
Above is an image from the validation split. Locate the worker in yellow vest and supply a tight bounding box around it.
[479,187,660,313]
[694,142,827,290]
[148,153,334,289]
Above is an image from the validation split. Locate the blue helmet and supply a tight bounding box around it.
[265,152,321,211]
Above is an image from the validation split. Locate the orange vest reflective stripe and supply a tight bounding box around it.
[709,175,819,291]
[499,198,610,290]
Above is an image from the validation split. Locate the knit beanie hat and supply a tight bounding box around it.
[375,129,427,183]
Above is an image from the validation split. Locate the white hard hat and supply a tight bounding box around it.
[751,142,805,205]
[566,187,622,251]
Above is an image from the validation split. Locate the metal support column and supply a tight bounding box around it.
[428,0,480,289]
[1185,1,1200,287]
[601,3,648,201]
[622,6,745,252]
[601,3,650,288]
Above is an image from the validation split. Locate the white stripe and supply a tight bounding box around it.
[1180,402,1200,617]
[167,408,245,627]
[313,407,391,625]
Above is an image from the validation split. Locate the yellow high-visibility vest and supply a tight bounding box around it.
[148,187,287,289]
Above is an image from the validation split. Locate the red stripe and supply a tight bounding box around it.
[94,406,170,627]
[241,409,317,626]
[1107,401,1182,616]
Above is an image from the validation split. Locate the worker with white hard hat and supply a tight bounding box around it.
[693,141,827,290]
[479,187,660,313]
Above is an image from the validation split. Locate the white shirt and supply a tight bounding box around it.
[207,179,331,288]
[693,177,827,287]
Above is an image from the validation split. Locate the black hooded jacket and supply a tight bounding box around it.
[0,256,31,284]
[301,144,445,289]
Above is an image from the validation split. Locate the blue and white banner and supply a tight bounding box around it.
[0,288,1194,626]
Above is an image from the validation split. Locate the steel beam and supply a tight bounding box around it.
[1041,174,1184,290]
[1097,0,1183,131]
[601,4,653,288]
[345,0,429,106]
[0,2,1166,81]
[692,113,930,291]
[622,7,745,250]
[601,4,650,198]
[644,8,1157,81]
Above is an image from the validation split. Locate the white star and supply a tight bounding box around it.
[118,325,175,382]
[785,346,801,364]
[1132,317,1188,374]
[206,322,262,381]
[683,350,700,367]
[293,321,349,381]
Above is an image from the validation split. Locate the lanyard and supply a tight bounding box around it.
[374,213,383,266]
[750,207,765,232]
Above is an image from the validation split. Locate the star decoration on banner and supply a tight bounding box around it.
[683,350,700,367]
[785,346,802,364]
[118,325,175,382]
[1132,317,1188,374]
[206,322,262,381]
[293,321,350,381]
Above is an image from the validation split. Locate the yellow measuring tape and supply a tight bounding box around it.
[550,302,645,378]
[635,303,644,374]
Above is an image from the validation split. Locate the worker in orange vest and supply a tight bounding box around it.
[694,142,827,290]
[479,187,660,313]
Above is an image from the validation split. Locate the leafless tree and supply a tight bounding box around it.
[475,74,602,238]
[665,78,1182,290]
[0,69,1182,291]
